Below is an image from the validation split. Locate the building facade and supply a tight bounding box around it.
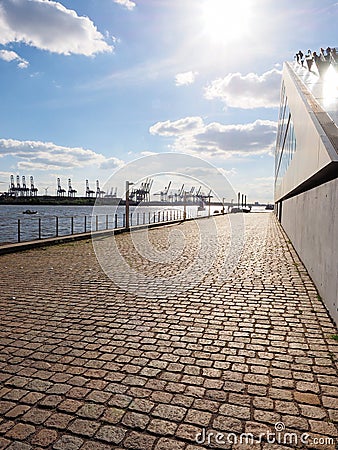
[275,59,338,325]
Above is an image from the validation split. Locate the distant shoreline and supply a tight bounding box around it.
[0,195,120,206]
[0,195,268,207]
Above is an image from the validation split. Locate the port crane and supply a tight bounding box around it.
[96,180,105,198]
[154,181,172,202]
[129,178,153,202]
[68,178,77,197]
[30,176,38,196]
[85,180,95,197]
[56,178,66,197]
[21,176,30,196]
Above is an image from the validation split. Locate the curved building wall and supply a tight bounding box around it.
[275,61,338,326]
[275,63,337,202]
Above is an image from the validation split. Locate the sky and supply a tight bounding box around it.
[0,0,337,202]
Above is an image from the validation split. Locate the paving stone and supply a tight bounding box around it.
[22,408,52,425]
[0,421,15,434]
[154,437,186,450]
[152,404,186,421]
[6,442,32,450]
[101,407,125,424]
[77,403,105,420]
[5,405,30,418]
[68,419,100,437]
[219,404,251,420]
[213,415,243,433]
[0,438,10,450]
[95,425,126,444]
[1,214,338,449]
[147,419,178,436]
[58,399,83,413]
[299,404,327,419]
[81,441,112,450]
[121,411,150,430]
[39,394,63,408]
[6,423,35,440]
[123,431,156,449]
[81,442,111,450]
[45,413,73,429]
[129,398,154,413]
[30,428,58,447]
[53,434,83,450]
[176,424,202,442]
[309,420,338,436]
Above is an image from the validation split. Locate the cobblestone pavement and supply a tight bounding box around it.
[0,213,337,450]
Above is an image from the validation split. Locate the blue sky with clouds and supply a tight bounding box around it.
[0,0,337,201]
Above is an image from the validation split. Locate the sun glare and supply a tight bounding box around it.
[323,65,338,107]
[201,0,252,44]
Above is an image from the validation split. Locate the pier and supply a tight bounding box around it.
[0,213,337,449]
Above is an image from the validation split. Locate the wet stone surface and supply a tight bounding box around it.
[0,213,337,449]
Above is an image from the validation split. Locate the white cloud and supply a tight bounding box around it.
[204,69,282,109]
[0,0,112,56]
[175,71,198,86]
[237,176,275,203]
[0,49,29,68]
[150,117,204,137]
[113,0,136,10]
[150,117,277,158]
[100,156,126,170]
[0,138,124,170]
[139,151,157,157]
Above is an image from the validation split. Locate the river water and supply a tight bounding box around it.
[0,204,269,245]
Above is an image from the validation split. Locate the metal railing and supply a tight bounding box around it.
[4,209,185,245]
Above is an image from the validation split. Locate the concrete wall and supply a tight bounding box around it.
[280,177,338,326]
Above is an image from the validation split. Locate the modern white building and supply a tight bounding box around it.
[275,55,338,325]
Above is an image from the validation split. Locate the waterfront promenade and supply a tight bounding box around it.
[0,213,337,449]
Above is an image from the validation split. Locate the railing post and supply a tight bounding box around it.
[84,215,87,233]
[123,214,125,227]
[38,218,41,239]
[115,214,117,228]
[18,219,21,243]
[71,217,74,235]
[137,213,139,225]
[130,213,133,227]
[106,214,109,230]
[56,217,58,237]
[143,212,145,224]
[96,215,99,231]
[148,212,151,223]
[158,212,160,222]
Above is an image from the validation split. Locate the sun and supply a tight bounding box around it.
[201,0,253,44]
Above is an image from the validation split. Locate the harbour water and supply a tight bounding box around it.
[0,204,269,245]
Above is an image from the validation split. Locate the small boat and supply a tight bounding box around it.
[22,209,37,215]
[231,206,251,213]
[265,204,274,210]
